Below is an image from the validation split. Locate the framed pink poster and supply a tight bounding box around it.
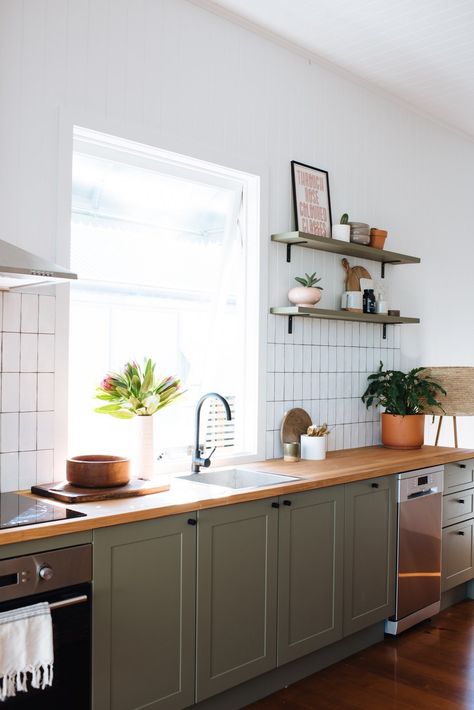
[291,161,332,238]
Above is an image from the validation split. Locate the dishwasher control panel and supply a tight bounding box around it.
[397,466,444,502]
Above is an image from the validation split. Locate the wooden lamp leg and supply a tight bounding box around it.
[453,416,458,448]
[435,416,443,446]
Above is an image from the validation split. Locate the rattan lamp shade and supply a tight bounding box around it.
[423,367,474,416]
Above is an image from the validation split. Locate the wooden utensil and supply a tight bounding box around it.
[341,258,372,291]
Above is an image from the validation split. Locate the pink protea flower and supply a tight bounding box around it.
[101,375,114,391]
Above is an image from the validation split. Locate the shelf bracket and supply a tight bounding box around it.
[286,241,307,263]
[382,324,387,340]
[288,315,293,334]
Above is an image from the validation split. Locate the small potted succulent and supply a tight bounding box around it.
[301,424,330,460]
[288,272,323,307]
[332,213,351,242]
[361,362,446,450]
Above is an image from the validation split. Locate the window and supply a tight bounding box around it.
[68,128,261,472]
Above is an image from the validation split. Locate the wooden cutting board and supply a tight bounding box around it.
[281,407,312,444]
[31,478,170,504]
[341,258,372,291]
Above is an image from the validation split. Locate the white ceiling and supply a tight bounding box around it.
[204,0,474,139]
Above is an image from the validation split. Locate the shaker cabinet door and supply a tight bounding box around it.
[93,515,196,710]
[195,499,278,701]
[343,476,396,635]
[277,486,344,665]
[442,520,474,591]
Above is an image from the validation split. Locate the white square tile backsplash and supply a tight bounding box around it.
[0,294,55,491]
[265,314,401,459]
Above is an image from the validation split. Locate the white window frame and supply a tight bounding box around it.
[55,123,267,477]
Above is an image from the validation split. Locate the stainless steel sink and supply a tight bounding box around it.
[177,468,300,490]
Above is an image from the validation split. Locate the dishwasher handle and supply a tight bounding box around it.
[407,488,439,499]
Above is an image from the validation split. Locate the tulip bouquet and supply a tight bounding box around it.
[95,358,183,418]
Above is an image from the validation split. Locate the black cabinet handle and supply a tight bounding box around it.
[457,531,465,536]
[458,499,465,504]
[187,518,197,526]
[283,500,292,506]
[459,464,467,469]
[371,483,379,489]
[271,502,280,509]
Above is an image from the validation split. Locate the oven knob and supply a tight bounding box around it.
[38,565,54,581]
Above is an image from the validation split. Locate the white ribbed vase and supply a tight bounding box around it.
[136,415,155,480]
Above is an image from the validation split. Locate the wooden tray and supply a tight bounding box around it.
[31,479,170,504]
[280,407,312,444]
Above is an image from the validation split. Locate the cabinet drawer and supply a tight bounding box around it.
[442,520,474,592]
[444,460,474,493]
[443,490,474,527]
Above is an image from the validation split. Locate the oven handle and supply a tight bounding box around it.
[49,594,88,611]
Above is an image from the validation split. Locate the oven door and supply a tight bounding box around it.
[0,583,91,709]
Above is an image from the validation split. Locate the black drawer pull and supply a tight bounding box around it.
[187,518,197,526]
[458,499,465,504]
[371,483,379,489]
[459,464,467,469]
[271,502,280,509]
[283,500,292,506]
[457,531,465,536]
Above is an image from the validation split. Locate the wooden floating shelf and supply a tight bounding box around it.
[271,231,420,268]
[270,306,420,325]
[270,306,420,338]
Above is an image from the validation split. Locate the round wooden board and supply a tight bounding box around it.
[281,407,312,444]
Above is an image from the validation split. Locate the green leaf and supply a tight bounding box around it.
[94,403,123,413]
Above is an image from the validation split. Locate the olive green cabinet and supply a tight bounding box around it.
[441,459,474,592]
[277,486,344,665]
[343,476,396,635]
[93,514,196,710]
[195,498,279,701]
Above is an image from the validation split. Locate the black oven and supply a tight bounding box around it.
[0,545,91,709]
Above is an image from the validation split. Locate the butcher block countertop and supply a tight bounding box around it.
[2,445,473,546]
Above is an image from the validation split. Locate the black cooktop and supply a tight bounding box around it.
[0,492,86,529]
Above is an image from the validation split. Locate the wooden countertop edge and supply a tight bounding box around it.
[1,445,473,546]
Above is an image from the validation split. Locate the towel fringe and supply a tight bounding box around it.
[0,663,53,700]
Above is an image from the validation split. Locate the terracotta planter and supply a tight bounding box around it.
[288,287,322,307]
[381,413,424,450]
[370,228,388,250]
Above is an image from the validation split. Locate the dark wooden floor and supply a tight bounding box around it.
[248,600,474,709]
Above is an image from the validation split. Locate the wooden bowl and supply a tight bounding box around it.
[66,455,130,488]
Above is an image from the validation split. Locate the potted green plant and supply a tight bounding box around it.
[361,362,446,449]
[332,213,350,242]
[288,272,323,307]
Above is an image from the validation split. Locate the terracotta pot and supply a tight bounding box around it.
[288,287,322,307]
[381,413,424,450]
[370,228,388,250]
[370,234,387,249]
[67,455,130,488]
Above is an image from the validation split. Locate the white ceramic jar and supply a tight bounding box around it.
[332,224,351,242]
[300,434,327,460]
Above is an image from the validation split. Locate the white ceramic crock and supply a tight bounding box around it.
[300,434,327,460]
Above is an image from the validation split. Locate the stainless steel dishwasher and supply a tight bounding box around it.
[385,466,444,635]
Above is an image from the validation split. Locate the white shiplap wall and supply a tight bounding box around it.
[0,0,473,485]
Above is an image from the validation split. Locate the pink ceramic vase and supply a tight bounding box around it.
[287,287,322,307]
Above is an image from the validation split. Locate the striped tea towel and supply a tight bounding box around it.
[0,602,53,701]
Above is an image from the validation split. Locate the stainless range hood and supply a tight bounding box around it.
[0,238,77,290]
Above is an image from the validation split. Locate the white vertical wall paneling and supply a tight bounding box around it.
[0,0,473,486]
